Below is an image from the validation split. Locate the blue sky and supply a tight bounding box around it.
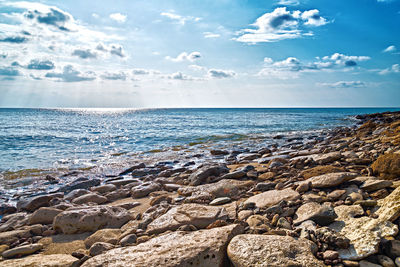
[0,0,399,107]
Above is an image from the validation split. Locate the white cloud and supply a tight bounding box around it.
[203,32,221,38]
[277,0,300,6]
[167,71,193,80]
[101,71,127,80]
[379,64,400,75]
[109,13,127,23]
[166,52,201,62]
[258,52,371,79]
[208,69,236,78]
[45,65,96,82]
[235,7,328,43]
[160,12,201,25]
[383,45,397,53]
[317,81,366,88]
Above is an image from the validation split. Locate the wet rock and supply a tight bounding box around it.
[244,188,300,209]
[84,229,121,248]
[53,206,131,234]
[178,179,253,203]
[209,197,231,205]
[131,182,162,198]
[17,193,63,212]
[237,153,259,161]
[146,203,228,235]
[227,234,325,267]
[308,172,358,188]
[220,170,246,180]
[29,207,63,225]
[360,178,393,192]
[64,189,91,201]
[294,202,337,226]
[0,203,16,215]
[72,193,108,205]
[2,243,43,258]
[311,151,342,164]
[382,239,400,258]
[257,171,275,180]
[58,178,101,194]
[188,164,229,186]
[82,224,244,267]
[91,184,117,194]
[254,182,276,191]
[119,163,146,176]
[105,188,130,202]
[359,260,382,267]
[371,153,400,179]
[0,253,79,267]
[377,254,395,267]
[210,149,229,155]
[108,178,140,187]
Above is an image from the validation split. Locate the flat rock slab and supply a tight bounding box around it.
[2,243,43,258]
[82,224,244,267]
[178,179,253,203]
[227,234,326,267]
[308,172,358,188]
[360,179,393,192]
[1,253,79,267]
[244,188,300,209]
[146,203,228,235]
[329,190,400,261]
[53,206,131,234]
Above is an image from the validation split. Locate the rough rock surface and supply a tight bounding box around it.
[146,203,228,234]
[371,153,400,179]
[29,207,63,225]
[72,193,108,205]
[294,202,337,226]
[178,179,253,203]
[308,172,358,188]
[244,188,300,208]
[53,206,131,234]
[227,234,326,267]
[360,178,393,192]
[329,192,400,260]
[1,253,79,267]
[82,224,244,267]
[0,229,31,246]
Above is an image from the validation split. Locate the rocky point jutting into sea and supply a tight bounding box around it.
[1,111,400,267]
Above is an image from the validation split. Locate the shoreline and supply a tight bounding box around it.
[0,110,400,266]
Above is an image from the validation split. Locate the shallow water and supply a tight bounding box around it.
[1,107,399,174]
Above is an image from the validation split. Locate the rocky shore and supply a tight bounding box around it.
[1,111,400,266]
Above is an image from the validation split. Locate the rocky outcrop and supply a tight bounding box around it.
[371,153,400,179]
[146,203,228,235]
[227,234,326,267]
[82,224,244,267]
[329,188,400,261]
[53,206,131,234]
[244,188,300,208]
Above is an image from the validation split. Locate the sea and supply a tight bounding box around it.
[1,107,399,179]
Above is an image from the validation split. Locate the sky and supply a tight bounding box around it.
[0,0,399,108]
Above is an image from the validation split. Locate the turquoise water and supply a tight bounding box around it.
[0,108,399,173]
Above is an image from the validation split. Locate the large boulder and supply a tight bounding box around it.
[178,179,253,203]
[307,172,358,188]
[371,153,400,179]
[53,206,131,234]
[329,187,400,261]
[17,193,63,212]
[188,165,229,186]
[82,224,244,267]
[146,203,228,235]
[29,207,63,225]
[1,253,79,267]
[244,188,300,209]
[227,234,326,267]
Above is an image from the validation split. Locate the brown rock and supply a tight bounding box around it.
[0,253,79,267]
[244,188,300,209]
[84,229,121,248]
[29,207,63,225]
[371,153,400,179]
[301,165,345,179]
